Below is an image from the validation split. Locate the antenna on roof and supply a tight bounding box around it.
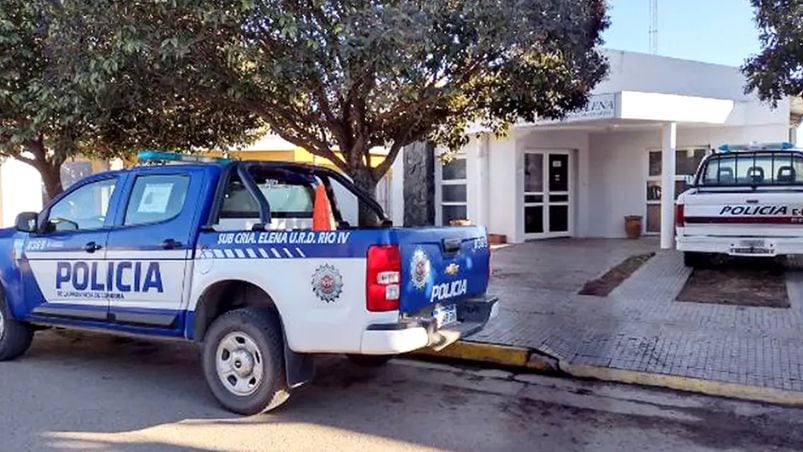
[649,0,658,54]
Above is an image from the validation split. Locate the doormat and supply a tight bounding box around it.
[676,265,789,308]
[578,253,655,297]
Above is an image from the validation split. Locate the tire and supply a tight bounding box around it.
[684,251,711,268]
[346,354,394,367]
[202,308,290,415]
[0,294,34,361]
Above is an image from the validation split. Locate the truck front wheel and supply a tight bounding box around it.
[0,297,33,361]
[202,308,290,415]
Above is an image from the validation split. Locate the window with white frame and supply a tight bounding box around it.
[439,156,467,225]
[645,147,709,233]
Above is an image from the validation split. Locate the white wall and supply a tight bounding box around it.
[583,123,790,238]
[485,134,519,241]
[1,159,43,227]
[599,50,750,101]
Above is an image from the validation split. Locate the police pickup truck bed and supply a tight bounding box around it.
[676,143,803,267]
[0,152,498,414]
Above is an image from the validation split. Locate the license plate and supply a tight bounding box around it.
[731,239,773,255]
[433,304,458,328]
[740,239,766,248]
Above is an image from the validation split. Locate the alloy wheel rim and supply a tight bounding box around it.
[215,331,264,396]
[0,307,5,340]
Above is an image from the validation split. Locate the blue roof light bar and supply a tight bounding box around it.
[718,142,796,152]
[137,150,233,165]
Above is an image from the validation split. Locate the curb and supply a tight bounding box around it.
[411,340,559,372]
[562,361,803,406]
[414,340,803,406]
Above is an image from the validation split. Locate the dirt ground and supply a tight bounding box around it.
[579,253,655,297]
[676,258,790,308]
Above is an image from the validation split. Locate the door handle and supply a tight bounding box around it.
[84,241,102,253]
[161,239,182,250]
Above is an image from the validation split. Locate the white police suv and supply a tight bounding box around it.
[0,151,497,414]
[676,142,803,267]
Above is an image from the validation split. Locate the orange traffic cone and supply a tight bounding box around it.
[313,185,335,231]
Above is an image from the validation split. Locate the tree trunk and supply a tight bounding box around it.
[40,163,63,204]
[349,164,381,227]
[18,140,65,205]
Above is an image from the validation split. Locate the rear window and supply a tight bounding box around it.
[699,152,803,186]
[238,167,316,218]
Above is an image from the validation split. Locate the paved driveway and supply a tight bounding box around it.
[472,238,803,394]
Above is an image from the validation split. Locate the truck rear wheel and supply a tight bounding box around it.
[202,308,290,415]
[0,296,33,361]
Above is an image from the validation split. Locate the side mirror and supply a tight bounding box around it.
[15,212,38,233]
[683,175,695,186]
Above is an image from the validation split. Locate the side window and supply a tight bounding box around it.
[48,178,117,232]
[328,177,359,226]
[124,174,190,226]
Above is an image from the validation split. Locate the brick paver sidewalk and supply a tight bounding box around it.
[470,239,803,393]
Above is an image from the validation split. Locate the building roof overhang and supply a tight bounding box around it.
[467,91,739,135]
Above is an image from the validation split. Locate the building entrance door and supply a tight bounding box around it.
[523,151,572,239]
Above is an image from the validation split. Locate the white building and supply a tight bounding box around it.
[392,50,803,248]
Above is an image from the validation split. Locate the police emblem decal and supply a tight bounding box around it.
[410,248,431,291]
[311,264,343,303]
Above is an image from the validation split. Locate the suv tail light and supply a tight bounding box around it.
[366,245,401,312]
[675,203,685,227]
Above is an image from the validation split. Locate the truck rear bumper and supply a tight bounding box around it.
[360,295,499,355]
[677,235,803,256]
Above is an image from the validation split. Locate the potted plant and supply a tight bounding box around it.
[624,215,642,239]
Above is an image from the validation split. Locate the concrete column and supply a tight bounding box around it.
[474,134,490,227]
[660,122,677,249]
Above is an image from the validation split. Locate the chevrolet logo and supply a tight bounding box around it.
[445,263,460,276]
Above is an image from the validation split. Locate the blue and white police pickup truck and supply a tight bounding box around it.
[676,142,803,267]
[0,151,497,414]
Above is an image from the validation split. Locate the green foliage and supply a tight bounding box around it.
[743,0,803,105]
[0,0,609,202]
[162,0,610,191]
[0,1,262,199]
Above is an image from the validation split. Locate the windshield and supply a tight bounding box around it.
[699,152,803,186]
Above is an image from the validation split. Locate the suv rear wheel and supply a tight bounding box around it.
[0,295,34,361]
[202,308,290,414]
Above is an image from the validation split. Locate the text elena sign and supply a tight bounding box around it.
[538,93,616,123]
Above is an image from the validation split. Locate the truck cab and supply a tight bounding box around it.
[0,151,498,414]
[676,142,803,267]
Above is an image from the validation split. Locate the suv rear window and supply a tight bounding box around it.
[219,167,316,219]
[700,152,803,186]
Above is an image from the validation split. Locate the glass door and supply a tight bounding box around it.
[524,151,572,239]
[547,154,570,234]
[523,153,545,235]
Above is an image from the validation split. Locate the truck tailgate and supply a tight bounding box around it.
[683,190,803,237]
[393,226,490,314]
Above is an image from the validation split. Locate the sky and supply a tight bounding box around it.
[602,0,762,67]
